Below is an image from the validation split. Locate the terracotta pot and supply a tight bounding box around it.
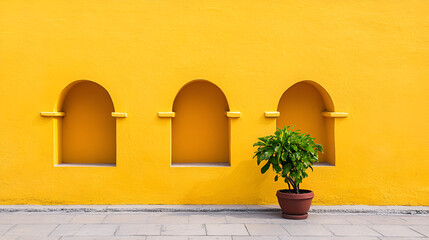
[276,189,314,220]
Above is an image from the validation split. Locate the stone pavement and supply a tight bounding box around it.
[0,206,428,239]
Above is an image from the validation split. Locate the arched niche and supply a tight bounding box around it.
[56,80,116,165]
[277,81,335,165]
[172,80,230,165]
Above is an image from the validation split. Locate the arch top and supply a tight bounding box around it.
[172,79,230,111]
[55,80,116,112]
[277,80,335,112]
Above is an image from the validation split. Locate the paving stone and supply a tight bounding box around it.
[341,216,371,225]
[62,237,146,240]
[71,214,107,224]
[147,213,189,224]
[409,225,429,237]
[116,224,162,236]
[0,225,14,235]
[18,237,60,240]
[279,237,335,240]
[400,216,429,225]
[189,237,232,240]
[329,238,380,240]
[161,224,206,236]
[245,223,288,235]
[370,224,424,237]
[253,213,305,224]
[4,224,58,236]
[279,237,379,240]
[206,224,249,236]
[324,224,380,237]
[104,214,151,223]
[49,224,83,236]
[74,224,118,236]
[265,218,309,224]
[0,214,72,224]
[305,214,351,225]
[189,214,227,223]
[146,236,187,240]
[282,224,332,236]
[378,238,429,240]
[0,237,18,240]
[361,215,407,225]
[233,236,280,240]
[225,214,267,223]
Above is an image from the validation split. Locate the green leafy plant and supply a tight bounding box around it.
[253,126,323,194]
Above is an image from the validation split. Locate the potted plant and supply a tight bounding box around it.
[253,126,323,219]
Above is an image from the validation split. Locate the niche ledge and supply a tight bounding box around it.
[313,162,334,167]
[171,162,230,167]
[55,163,116,167]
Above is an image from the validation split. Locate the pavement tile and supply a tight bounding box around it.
[254,213,306,224]
[407,225,429,237]
[378,238,429,240]
[0,237,17,240]
[206,224,249,236]
[400,216,429,225]
[233,236,280,240]
[161,224,206,236]
[361,215,407,225]
[147,213,189,224]
[18,237,60,240]
[324,224,381,237]
[62,237,146,240]
[104,213,151,223]
[282,224,332,236]
[71,214,107,224]
[189,214,227,223]
[49,224,83,236]
[370,224,424,237]
[265,218,309,224]
[225,214,267,223]
[280,237,379,240]
[329,238,380,240]
[278,237,334,240]
[0,214,72,224]
[189,237,232,240]
[4,224,58,236]
[245,223,288,235]
[74,224,118,236]
[0,225,14,235]
[116,224,162,236]
[146,237,187,240]
[305,214,350,225]
[341,216,371,225]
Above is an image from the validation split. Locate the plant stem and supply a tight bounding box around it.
[288,177,297,193]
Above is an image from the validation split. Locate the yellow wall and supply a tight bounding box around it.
[0,0,428,205]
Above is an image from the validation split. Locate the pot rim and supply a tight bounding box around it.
[276,189,314,200]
